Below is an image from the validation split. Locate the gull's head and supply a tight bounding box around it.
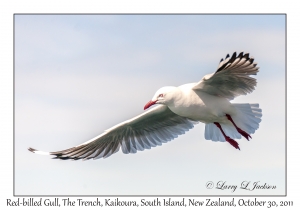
[144,86,176,110]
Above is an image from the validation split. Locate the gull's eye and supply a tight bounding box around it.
[158,94,164,98]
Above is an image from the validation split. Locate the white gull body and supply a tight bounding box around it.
[156,84,234,123]
[29,52,262,160]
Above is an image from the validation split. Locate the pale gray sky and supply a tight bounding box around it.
[15,14,285,195]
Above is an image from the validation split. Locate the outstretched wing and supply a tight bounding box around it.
[193,52,259,100]
[28,105,197,160]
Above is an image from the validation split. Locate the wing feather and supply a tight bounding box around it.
[29,105,197,160]
[193,52,259,100]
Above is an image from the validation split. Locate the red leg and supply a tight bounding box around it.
[214,122,240,150]
[226,114,252,141]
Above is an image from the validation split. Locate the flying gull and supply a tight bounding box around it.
[28,51,262,160]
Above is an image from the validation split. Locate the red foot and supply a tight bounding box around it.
[214,122,240,150]
[226,114,252,141]
[237,128,252,141]
[225,136,240,150]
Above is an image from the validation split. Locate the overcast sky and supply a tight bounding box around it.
[15,14,285,196]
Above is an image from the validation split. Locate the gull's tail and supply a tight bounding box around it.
[205,103,262,142]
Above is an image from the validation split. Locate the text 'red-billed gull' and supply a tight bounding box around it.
[28,52,262,160]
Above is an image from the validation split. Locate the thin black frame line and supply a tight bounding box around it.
[13,13,287,197]
[285,14,287,197]
[13,13,16,197]
[14,13,287,15]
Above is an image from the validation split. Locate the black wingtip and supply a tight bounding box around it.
[232,51,237,58]
[237,51,244,59]
[243,52,250,60]
[249,57,254,64]
[216,52,237,73]
[28,147,37,153]
[227,52,237,64]
[51,155,84,161]
[52,156,71,160]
